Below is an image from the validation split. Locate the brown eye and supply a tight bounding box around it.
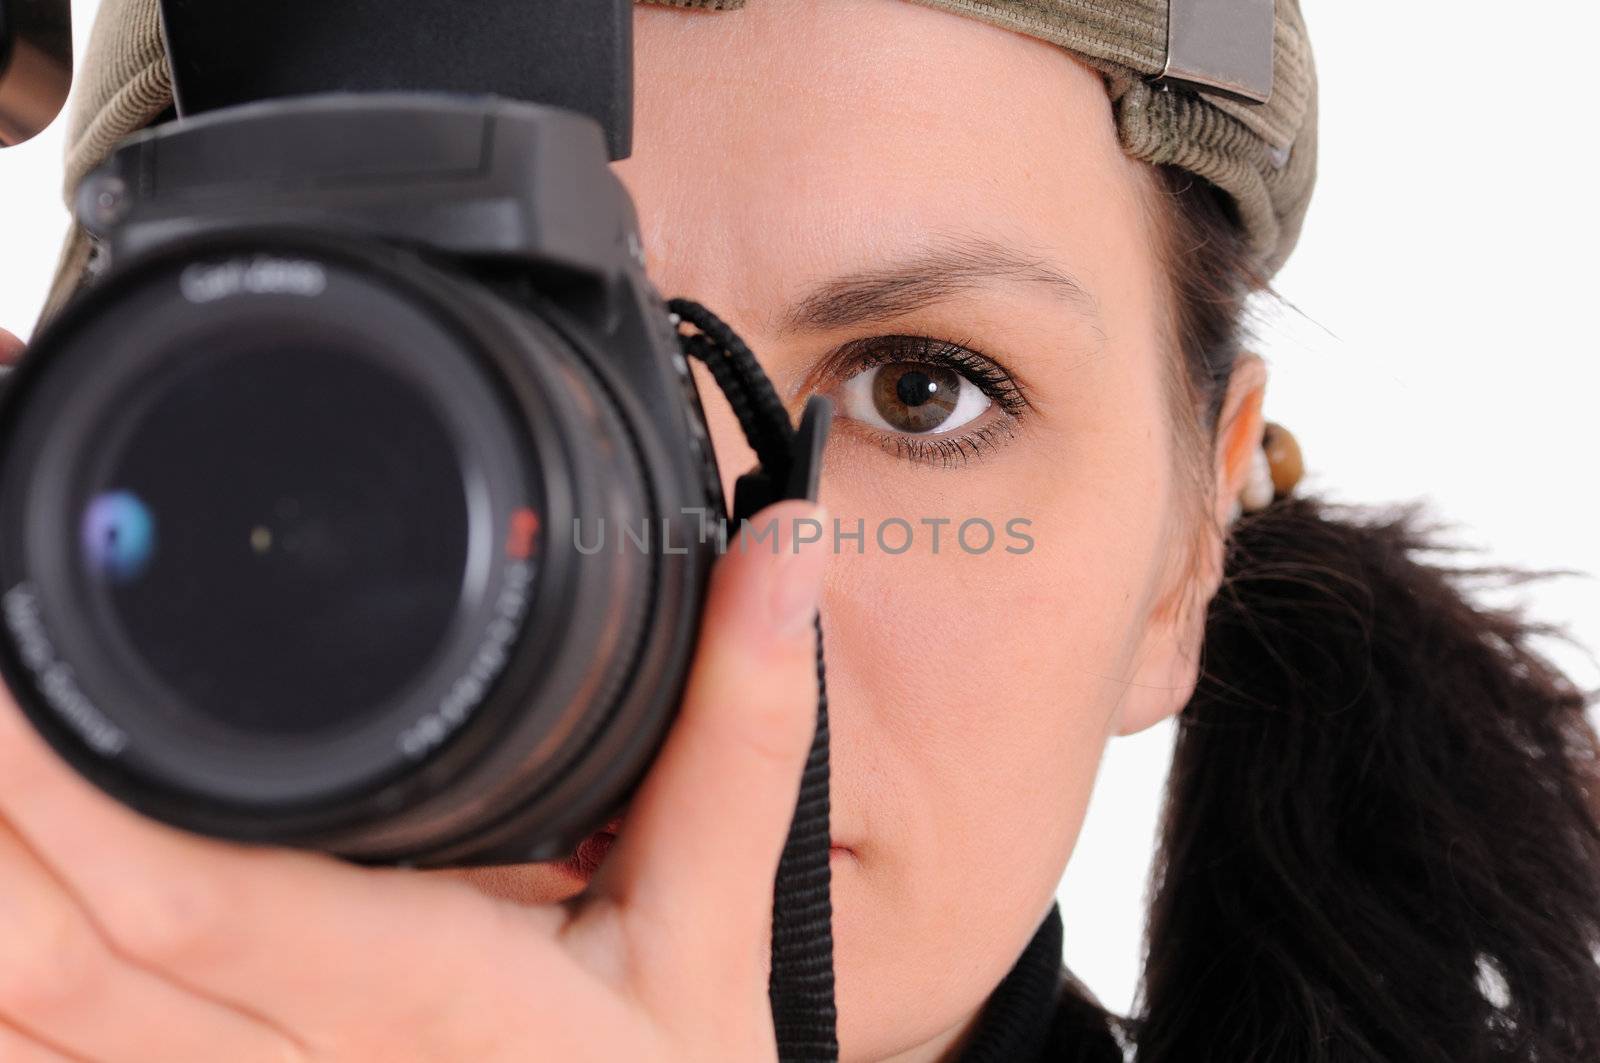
[842,362,990,435]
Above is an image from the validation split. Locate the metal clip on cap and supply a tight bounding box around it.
[1157,0,1275,105]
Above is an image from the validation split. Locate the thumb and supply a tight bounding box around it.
[584,499,829,967]
[0,327,22,365]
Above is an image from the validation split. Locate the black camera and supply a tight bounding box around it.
[0,1,816,867]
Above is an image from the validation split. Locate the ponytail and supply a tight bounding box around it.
[1134,494,1600,1061]
[1107,164,1600,1061]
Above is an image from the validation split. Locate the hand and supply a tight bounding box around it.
[0,497,830,1062]
[0,328,21,364]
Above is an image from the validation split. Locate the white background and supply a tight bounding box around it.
[2,0,1597,1020]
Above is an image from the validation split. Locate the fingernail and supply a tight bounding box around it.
[768,503,828,636]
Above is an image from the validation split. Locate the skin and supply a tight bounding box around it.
[0,0,1268,1059]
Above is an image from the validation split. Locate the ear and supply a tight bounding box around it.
[1210,353,1270,532]
[1110,352,1269,737]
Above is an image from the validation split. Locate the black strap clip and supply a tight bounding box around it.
[666,297,840,1062]
[731,395,831,526]
[666,296,831,527]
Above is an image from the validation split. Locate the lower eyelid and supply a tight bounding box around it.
[843,418,1019,469]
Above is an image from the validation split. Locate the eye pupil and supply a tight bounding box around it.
[873,364,962,432]
[895,370,939,407]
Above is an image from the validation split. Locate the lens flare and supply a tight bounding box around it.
[82,490,156,583]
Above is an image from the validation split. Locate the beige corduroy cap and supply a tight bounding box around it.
[40,0,1316,325]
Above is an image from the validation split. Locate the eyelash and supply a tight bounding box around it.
[827,334,1029,468]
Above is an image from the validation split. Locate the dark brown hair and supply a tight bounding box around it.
[1093,165,1600,1062]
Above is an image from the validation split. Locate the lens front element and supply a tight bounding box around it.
[81,342,471,738]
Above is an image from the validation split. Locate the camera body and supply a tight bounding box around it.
[73,88,722,528]
[0,92,727,865]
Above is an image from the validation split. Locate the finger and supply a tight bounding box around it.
[584,500,828,971]
[0,684,560,1039]
[0,328,21,365]
[0,822,299,1063]
[0,1019,76,1063]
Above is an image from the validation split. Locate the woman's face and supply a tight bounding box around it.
[455,1,1227,1058]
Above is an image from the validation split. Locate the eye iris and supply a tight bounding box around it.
[872,364,962,432]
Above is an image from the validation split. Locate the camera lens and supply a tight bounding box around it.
[0,236,717,864]
[80,340,472,738]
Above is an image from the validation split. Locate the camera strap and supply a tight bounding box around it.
[668,298,840,1063]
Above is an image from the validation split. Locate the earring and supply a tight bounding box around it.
[1232,420,1304,522]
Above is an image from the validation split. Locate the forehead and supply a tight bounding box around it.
[619,0,1151,321]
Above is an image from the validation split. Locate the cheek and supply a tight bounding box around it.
[815,425,1171,1050]
[821,479,1157,871]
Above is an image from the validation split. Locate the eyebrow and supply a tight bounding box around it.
[774,230,1100,336]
